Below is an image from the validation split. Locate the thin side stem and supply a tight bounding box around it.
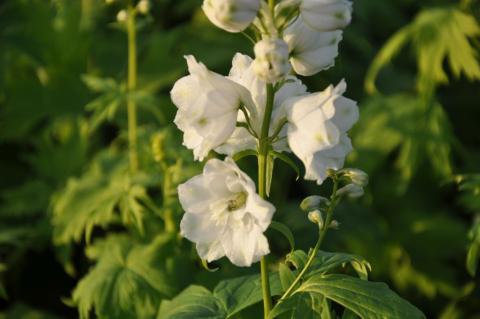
[257,83,276,318]
[127,4,139,174]
[279,179,340,301]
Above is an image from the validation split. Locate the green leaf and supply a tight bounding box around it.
[297,274,426,319]
[157,286,227,319]
[270,151,300,180]
[82,75,119,92]
[366,7,480,94]
[213,273,282,317]
[279,263,295,292]
[52,151,148,244]
[286,250,308,270]
[466,218,480,276]
[365,25,413,94]
[268,293,324,319]
[73,234,180,319]
[309,251,372,280]
[158,273,283,319]
[270,221,295,254]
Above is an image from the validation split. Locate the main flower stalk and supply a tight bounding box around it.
[127,3,139,174]
[258,83,275,318]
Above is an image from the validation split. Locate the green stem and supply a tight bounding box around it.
[161,162,176,233]
[127,4,139,174]
[279,179,340,301]
[268,0,275,15]
[258,83,275,318]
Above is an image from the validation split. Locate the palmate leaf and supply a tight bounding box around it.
[157,273,283,319]
[366,7,480,94]
[157,286,227,319]
[352,94,454,190]
[0,302,60,319]
[295,274,425,319]
[73,234,180,319]
[466,218,480,276]
[52,150,148,244]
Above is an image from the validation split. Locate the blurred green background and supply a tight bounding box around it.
[0,0,479,318]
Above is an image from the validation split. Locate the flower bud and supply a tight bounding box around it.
[253,38,291,83]
[300,0,352,32]
[341,168,369,187]
[274,0,301,29]
[329,220,340,229]
[137,0,150,15]
[202,0,261,33]
[105,0,115,4]
[308,210,324,227]
[337,183,364,198]
[116,10,128,23]
[300,195,329,212]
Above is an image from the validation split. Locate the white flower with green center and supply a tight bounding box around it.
[284,19,343,76]
[215,53,307,156]
[284,80,358,184]
[178,158,275,267]
[300,0,353,32]
[202,0,261,33]
[171,55,254,161]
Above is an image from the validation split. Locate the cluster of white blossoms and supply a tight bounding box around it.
[172,0,357,267]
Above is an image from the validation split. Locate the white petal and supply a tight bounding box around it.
[196,241,225,262]
[180,212,224,243]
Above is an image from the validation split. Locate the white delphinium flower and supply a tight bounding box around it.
[215,53,307,156]
[178,158,275,267]
[284,80,359,184]
[284,19,343,76]
[171,56,254,161]
[300,0,353,32]
[253,38,291,83]
[202,0,261,33]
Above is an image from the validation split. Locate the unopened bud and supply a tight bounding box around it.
[300,195,329,212]
[308,210,324,227]
[105,0,115,4]
[274,0,301,29]
[329,220,340,229]
[341,168,369,187]
[137,0,150,14]
[202,0,261,33]
[253,38,291,83]
[337,184,364,198]
[116,10,128,22]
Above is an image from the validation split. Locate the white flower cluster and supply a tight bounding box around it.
[172,0,356,267]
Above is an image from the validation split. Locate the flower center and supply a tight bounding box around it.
[227,192,247,212]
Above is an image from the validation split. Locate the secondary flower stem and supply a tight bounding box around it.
[127,3,139,174]
[279,179,340,301]
[258,83,275,318]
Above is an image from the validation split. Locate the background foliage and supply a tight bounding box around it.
[0,0,479,318]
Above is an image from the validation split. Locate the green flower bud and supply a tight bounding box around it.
[340,168,369,187]
[329,220,340,230]
[300,195,329,212]
[308,210,324,227]
[337,183,364,198]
